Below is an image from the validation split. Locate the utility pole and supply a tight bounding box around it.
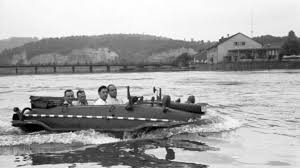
[251,9,254,38]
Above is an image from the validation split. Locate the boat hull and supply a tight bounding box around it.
[12,104,202,133]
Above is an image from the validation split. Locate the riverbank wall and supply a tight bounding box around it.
[0,61,299,75]
[198,61,300,71]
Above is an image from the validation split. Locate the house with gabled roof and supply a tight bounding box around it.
[207,33,263,64]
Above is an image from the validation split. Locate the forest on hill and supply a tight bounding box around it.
[253,35,286,47]
[0,37,38,53]
[0,34,210,65]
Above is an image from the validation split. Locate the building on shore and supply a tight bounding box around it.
[225,47,280,62]
[206,32,281,64]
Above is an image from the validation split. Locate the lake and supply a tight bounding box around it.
[0,70,299,167]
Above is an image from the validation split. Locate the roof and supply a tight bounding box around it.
[192,51,207,60]
[207,32,262,50]
[228,47,281,52]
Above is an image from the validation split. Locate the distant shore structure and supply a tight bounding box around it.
[251,9,254,38]
[1,61,300,75]
[206,33,281,64]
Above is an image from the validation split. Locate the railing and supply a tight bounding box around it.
[0,62,175,68]
[0,62,179,75]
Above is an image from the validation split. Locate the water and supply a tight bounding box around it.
[0,70,299,167]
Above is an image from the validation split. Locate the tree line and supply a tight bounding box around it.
[280,31,300,56]
[0,34,206,65]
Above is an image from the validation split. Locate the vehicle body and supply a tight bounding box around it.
[12,87,207,134]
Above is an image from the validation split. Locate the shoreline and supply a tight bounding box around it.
[0,61,300,76]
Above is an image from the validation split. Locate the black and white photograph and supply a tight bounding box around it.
[0,0,299,167]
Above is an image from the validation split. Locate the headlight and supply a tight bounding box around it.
[201,105,207,113]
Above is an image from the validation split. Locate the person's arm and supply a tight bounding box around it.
[93,99,106,105]
[93,99,99,105]
[72,101,79,106]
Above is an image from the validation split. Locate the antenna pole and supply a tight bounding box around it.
[251,10,254,37]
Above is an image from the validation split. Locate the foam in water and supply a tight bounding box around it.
[0,129,120,146]
[193,110,243,133]
[0,119,23,135]
[139,110,243,139]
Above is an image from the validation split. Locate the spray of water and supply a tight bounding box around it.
[0,129,120,146]
[128,110,243,139]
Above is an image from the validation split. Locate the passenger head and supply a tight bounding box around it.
[186,95,195,104]
[64,89,74,104]
[107,84,117,98]
[77,90,87,103]
[98,85,108,101]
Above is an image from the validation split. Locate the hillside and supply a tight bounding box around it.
[0,34,209,65]
[0,37,38,53]
[253,35,286,48]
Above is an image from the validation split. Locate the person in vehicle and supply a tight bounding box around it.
[94,85,108,105]
[106,84,123,105]
[63,89,74,106]
[72,90,88,106]
[185,95,195,104]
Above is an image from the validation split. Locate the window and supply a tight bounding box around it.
[234,42,246,46]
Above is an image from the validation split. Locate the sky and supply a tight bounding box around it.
[0,0,299,41]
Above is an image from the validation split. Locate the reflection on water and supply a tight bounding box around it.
[27,139,210,167]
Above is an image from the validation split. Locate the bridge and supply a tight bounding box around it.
[0,63,178,74]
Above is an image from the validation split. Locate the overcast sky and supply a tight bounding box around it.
[0,0,299,41]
